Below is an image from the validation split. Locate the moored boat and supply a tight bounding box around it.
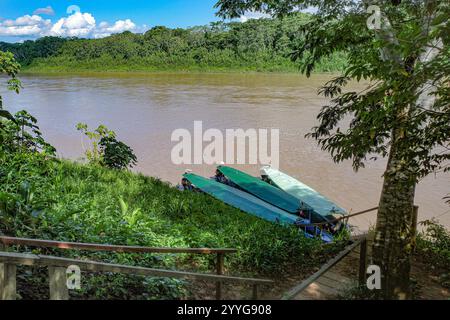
[260,166,347,223]
[216,166,307,215]
[183,173,333,242]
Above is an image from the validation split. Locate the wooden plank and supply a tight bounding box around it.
[321,271,348,281]
[0,263,17,300]
[0,251,39,265]
[39,255,273,285]
[311,281,341,296]
[49,266,69,300]
[294,293,314,300]
[282,239,362,300]
[317,275,352,289]
[252,284,259,300]
[321,272,354,285]
[0,236,237,255]
[0,251,272,286]
[301,282,337,300]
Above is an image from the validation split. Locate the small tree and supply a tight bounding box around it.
[77,123,137,170]
[216,0,449,299]
[0,51,21,123]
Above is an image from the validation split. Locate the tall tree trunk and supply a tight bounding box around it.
[372,133,416,300]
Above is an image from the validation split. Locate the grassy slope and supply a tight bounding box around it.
[0,152,343,299]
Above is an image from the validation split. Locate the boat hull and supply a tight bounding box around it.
[261,166,347,222]
[183,173,333,242]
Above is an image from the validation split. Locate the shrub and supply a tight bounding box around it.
[76,123,137,170]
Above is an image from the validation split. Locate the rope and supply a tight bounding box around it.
[297,206,379,227]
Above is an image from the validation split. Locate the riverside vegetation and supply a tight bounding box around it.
[0,13,347,73]
[1,51,347,299]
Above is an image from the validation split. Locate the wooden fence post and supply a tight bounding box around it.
[0,240,6,252]
[49,266,69,300]
[358,239,368,286]
[215,253,224,300]
[0,263,17,300]
[252,284,258,300]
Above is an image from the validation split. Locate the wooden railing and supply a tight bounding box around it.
[297,207,380,227]
[282,236,367,300]
[0,236,272,300]
[283,205,420,299]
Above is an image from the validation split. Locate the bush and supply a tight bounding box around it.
[416,219,450,287]
[0,110,56,156]
[76,123,137,170]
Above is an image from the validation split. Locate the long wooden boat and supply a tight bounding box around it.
[260,166,347,222]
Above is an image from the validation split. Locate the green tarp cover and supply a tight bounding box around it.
[217,166,302,214]
[261,166,347,219]
[183,173,300,225]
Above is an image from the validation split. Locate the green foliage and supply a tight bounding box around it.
[0,45,344,300]
[0,37,67,66]
[415,220,450,288]
[0,151,344,298]
[76,123,114,165]
[0,51,21,126]
[216,0,450,179]
[2,15,347,73]
[70,274,187,300]
[1,52,54,156]
[1,110,56,156]
[99,136,137,170]
[76,123,137,170]
[216,0,450,299]
[0,50,21,93]
[417,220,450,287]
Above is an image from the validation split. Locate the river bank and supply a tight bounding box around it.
[1,151,346,299]
[20,58,343,74]
[2,72,448,230]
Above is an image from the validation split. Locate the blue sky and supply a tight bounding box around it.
[0,0,225,42]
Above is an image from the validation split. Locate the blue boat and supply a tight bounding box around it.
[183,173,334,242]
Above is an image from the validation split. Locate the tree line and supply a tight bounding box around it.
[0,13,346,72]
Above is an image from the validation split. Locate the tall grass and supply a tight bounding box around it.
[0,152,344,299]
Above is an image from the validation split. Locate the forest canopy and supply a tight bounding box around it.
[0,13,346,73]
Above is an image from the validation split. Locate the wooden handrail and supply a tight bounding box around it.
[297,207,379,227]
[0,236,237,255]
[0,251,272,285]
[0,236,240,300]
[0,251,272,300]
[282,238,364,300]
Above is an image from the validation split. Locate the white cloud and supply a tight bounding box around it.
[33,6,55,16]
[239,11,272,23]
[93,19,136,38]
[50,12,96,37]
[0,15,51,36]
[1,11,140,40]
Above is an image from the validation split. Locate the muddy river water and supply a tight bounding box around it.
[2,72,448,231]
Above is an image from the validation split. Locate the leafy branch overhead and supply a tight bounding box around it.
[218,0,449,178]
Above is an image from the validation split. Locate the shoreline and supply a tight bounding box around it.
[18,68,341,78]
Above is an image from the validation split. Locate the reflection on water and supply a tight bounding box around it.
[1,72,448,230]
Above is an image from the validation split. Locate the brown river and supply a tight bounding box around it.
[2,73,449,231]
